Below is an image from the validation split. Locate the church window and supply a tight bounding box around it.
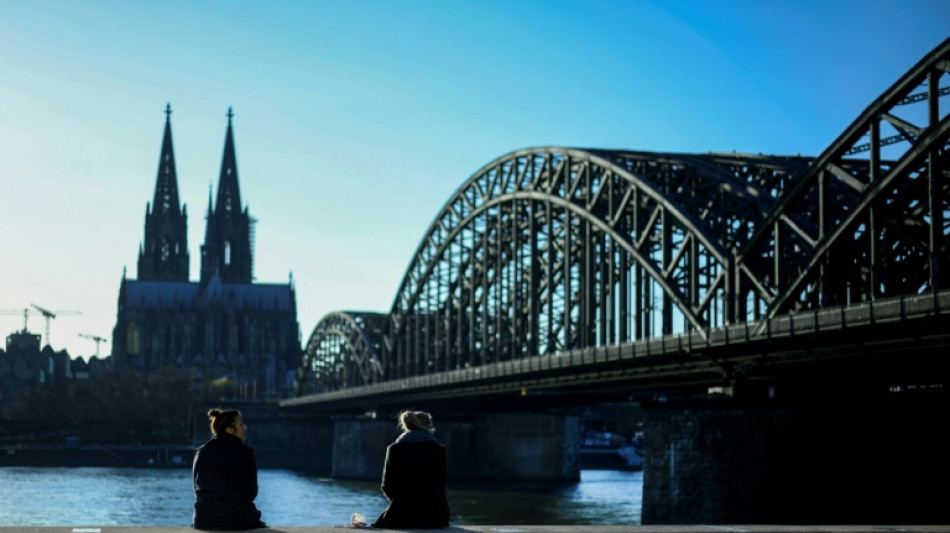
[224,241,231,265]
[161,239,170,262]
[127,322,140,355]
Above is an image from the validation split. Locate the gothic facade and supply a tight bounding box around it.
[112,105,301,399]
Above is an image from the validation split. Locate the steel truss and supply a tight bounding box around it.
[736,38,950,321]
[297,38,950,394]
[296,311,387,394]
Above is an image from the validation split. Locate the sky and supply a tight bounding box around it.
[0,0,947,360]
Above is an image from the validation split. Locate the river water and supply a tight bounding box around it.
[0,467,642,526]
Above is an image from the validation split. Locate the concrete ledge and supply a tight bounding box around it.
[1,526,949,533]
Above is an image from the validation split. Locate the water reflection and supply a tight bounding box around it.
[257,471,387,526]
[448,470,642,525]
[0,467,641,526]
[0,467,194,526]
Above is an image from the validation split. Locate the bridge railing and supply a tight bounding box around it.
[286,291,949,408]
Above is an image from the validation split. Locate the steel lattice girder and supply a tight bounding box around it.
[736,37,950,321]
[382,148,817,381]
[297,311,387,394]
[299,37,950,393]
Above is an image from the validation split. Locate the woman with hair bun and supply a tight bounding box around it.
[191,408,266,530]
[372,409,450,529]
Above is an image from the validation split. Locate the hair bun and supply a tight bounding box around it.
[398,409,435,432]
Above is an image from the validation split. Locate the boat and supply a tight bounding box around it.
[579,430,643,470]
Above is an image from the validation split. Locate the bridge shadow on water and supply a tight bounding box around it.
[447,470,642,525]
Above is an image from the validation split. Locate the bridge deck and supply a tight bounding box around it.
[286,292,950,411]
[4,526,949,533]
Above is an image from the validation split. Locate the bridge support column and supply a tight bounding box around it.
[641,394,949,524]
[332,419,393,479]
[461,412,580,481]
[331,413,580,482]
[196,403,334,470]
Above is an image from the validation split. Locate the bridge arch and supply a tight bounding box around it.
[296,311,387,394]
[383,147,806,380]
[295,38,950,394]
[737,37,950,319]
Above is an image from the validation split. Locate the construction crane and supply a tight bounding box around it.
[0,308,33,331]
[78,333,108,358]
[30,303,82,348]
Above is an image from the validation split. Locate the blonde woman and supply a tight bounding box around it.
[191,408,266,530]
[372,410,450,529]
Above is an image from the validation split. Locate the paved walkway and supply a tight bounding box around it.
[2,526,949,533]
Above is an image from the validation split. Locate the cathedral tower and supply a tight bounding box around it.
[138,103,189,281]
[201,107,254,284]
[115,105,300,398]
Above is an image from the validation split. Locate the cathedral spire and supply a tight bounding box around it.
[138,103,189,282]
[153,103,181,216]
[215,106,242,215]
[201,107,253,284]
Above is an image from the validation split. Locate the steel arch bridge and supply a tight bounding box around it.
[295,38,950,398]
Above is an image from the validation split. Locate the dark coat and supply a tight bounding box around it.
[372,431,450,529]
[192,433,266,530]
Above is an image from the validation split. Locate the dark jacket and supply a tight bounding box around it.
[373,430,450,529]
[192,433,266,530]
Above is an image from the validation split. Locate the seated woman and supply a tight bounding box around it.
[372,409,450,529]
[192,408,267,530]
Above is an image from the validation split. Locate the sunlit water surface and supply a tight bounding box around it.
[0,467,641,526]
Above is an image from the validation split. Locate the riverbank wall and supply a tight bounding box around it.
[1,526,949,533]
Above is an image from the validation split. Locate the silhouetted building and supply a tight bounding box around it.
[6,330,40,352]
[0,337,72,403]
[71,357,91,380]
[112,105,301,398]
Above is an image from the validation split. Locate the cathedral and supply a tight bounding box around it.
[111,105,301,399]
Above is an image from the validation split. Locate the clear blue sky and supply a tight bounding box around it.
[0,0,947,359]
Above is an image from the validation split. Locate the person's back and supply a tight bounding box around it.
[192,408,266,531]
[373,410,450,529]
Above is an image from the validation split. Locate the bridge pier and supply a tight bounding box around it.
[641,392,949,524]
[332,412,580,481]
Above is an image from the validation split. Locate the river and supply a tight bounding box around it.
[0,467,642,526]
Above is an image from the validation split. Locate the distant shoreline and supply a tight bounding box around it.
[1,444,195,468]
[0,444,326,471]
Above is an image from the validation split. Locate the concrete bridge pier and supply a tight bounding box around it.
[332,412,580,481]
[640,394,949,525]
